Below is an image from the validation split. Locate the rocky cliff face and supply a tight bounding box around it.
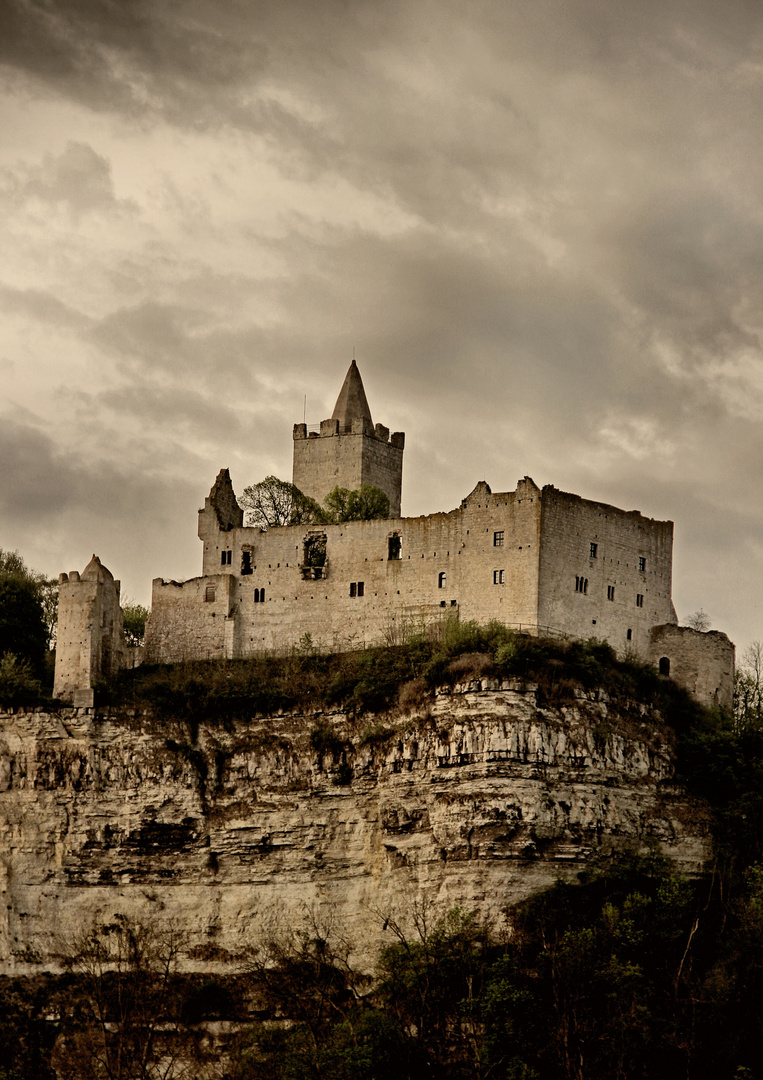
[0,679,710,973]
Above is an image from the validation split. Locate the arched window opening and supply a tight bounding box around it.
[659,656,670,676]
[438,572,447,589]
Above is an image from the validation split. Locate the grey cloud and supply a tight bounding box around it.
[0,419,78,518]
[88,299,292,396]
[0,0,267,121]
[97,384,246,442]
[2,141,134,218]
[0,281,90,329]
[0,413,201,601]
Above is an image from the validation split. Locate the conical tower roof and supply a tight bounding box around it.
[331,359,372,432]
[81,554,111,581]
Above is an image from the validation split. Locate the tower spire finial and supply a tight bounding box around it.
[331,358,372,432]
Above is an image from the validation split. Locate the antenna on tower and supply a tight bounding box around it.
[303,394,306,424]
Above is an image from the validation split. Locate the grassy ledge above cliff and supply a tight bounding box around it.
[110,620,700,730]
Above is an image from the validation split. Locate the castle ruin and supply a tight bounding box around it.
[54,361,735,710]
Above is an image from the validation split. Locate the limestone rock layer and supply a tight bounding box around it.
[0,682,710,973]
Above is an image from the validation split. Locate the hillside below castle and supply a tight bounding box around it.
[0,664,710,975]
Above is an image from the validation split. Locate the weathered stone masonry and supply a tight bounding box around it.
[54,555,126,707]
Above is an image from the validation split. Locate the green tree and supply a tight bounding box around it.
[509,852,698,1080]
[122,601,150,647]
[323,484,390,523]
[53,914,196,1080]
[239,477,323,529]
[0,549,48,676]
[0,653,43,706]
[376,905,493,1076]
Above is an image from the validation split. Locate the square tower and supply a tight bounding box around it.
[292,360,405,517]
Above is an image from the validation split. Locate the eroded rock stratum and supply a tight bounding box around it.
[0,681,710,973]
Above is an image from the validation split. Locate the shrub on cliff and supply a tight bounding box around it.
[0,550,49,679]
[0,653,44,707]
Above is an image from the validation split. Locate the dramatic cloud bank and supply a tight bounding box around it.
[1,0,762,647]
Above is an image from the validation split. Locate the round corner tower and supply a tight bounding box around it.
[292,360,405,517]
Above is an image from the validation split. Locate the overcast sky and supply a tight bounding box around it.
[1,0,762,652]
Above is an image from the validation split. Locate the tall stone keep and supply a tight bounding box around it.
[292,360,405,517]
[54,555,127,706]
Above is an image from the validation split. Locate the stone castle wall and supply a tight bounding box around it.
[143,575,234,664]
[146,475,681,668]
[649,624,735,712]
[146,478,546,662]
[537,488,677,655]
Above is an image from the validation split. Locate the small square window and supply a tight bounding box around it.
[590,543,598,558]
[494,531,504,547]
[638,557,646,572]
[607,585,615,601]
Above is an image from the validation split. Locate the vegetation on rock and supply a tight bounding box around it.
[238,476,391,529]
[0,549,56,703]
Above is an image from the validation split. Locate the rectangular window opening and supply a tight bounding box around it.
[493,569,505,585]
[607,585,615,601]
[590,542,598,558]
[494,531,504,547]
[636,593,644,608]
[638,557,646,572]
